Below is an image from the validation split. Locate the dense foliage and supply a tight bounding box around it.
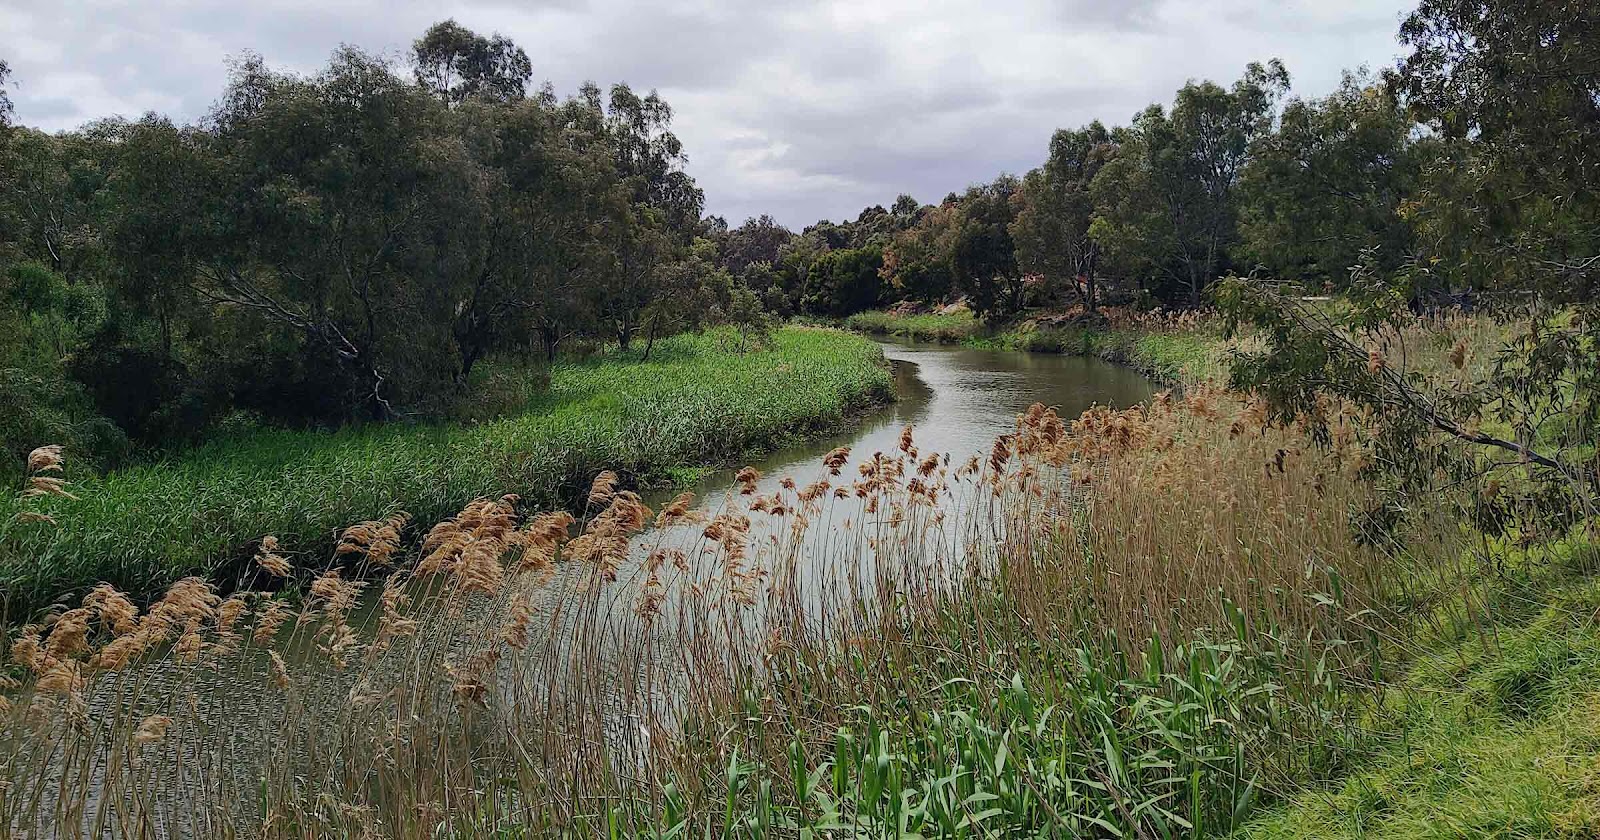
[0,22,774,477]
[0,326,890,614]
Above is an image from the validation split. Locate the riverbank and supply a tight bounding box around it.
[844,306,1229,383]
[1241,540,1600,838]
[0,326,893,615]
[7,310,1593,838]
[845,304,1600,838]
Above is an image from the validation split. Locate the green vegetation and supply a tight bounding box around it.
[4,385,1417,837]
[0,22,771,479]
[971,322,1225,383]
[1243,538,1600,838]
[2,0,1598,836]
[843,308,979,343]
[638,392,1408,837]
[0,327,890,612]
[847,306,1228,382]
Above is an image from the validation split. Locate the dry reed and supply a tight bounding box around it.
[0,385,1460,838]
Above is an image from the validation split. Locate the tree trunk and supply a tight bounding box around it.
[159,304,173,357]
[641,318,659,361]
[540,325,562,363]
[456,342,484,390]
[1082,251,1099,312]
[357,357,392,422]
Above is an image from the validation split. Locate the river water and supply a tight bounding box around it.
[647,338,1156,512]
[7,338,1157,836]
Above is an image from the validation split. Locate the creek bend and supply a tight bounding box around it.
[29,339,1156,836]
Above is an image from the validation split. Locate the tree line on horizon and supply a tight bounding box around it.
[724,1,1592,327]
[0,0,1593,479]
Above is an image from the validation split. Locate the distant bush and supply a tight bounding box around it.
[845,308,978,343]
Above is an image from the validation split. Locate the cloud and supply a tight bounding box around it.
[0,0,1413,228]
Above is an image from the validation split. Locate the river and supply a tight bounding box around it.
[5,337,1158,837]
[647,337,1156,512]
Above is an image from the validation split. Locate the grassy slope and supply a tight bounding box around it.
[845,308,1228,382]
[853,306,1600,837]
[1232,315,1600,837]
[0,327,892,612]
[1241,542,1600,839]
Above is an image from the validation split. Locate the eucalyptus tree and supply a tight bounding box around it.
[587,197,676,352]
[451,95,614,370]
[200,47,471,419]
[1237,73,1422,288]
[1395,0,1600,301]
[948,175,1022,319]
[0,58,11,131]
[880,201,957,304]
[0,58,14,262]
[605,83,705,238]
[96,115,219,353]
[719,214,794,278]
[1092,61,1289,306]
[799,246,884,317]
[1012,121,1116,311]
[1,127,112,284]
[412,19,533,106]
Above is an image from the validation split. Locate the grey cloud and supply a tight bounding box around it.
[0,0,1415,227]
[12,95,80,122]
[1052,0,1165,30]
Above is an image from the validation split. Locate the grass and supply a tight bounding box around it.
[1240,540,1600,838]
[0,326,892,615]
[844,309,980,344]
[846,306,1233,382]
[5,307,1595,838]
[1,388,1437,837]
[1227,309,1600,838]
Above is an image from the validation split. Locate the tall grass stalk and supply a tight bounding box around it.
[0,327,892,617]
[0,385,1460,837]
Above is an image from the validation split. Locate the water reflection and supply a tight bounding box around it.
[644,339,1155,513]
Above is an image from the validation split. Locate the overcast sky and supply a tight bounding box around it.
[0,0,1415,229]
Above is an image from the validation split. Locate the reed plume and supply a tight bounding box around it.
[336,512,410,566]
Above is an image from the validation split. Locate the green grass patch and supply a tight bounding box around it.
[0,327,893,613]
[1239,545,1600,839]
[844,309,980,343]
[973,322,1227,383]
[844,308,1229,383]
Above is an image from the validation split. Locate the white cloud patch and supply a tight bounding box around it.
[0,0,1413,227]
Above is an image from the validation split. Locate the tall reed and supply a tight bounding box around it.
[0,386,1458,837]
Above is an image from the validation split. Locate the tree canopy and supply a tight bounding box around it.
[0,23,769,475]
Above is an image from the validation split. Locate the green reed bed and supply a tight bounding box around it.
[846,307,1230,383]
[0,327,892,613]
[0,387,1456,838]
[625,604,1367,839]
[844,309,981,344]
